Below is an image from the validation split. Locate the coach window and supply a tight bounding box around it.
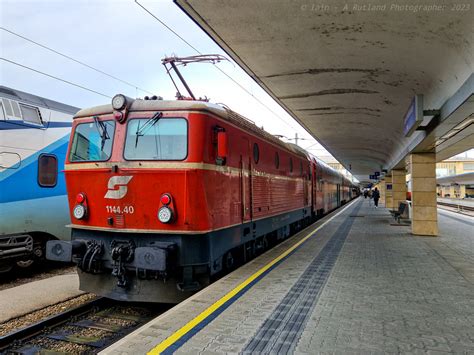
[0,102,5,120]
[38,154,57,187]
[125,118,187,160]
[253,143,259,164]
[289,157,293,173]
[275,152,279,169]
[300,161,303,176]
[20,104,43,125]
[69,120,115,162]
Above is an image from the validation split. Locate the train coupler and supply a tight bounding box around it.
[79,240,104,274]
[110,240,135,288]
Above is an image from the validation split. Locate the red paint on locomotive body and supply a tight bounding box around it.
[45,98,358,302]
[64,103,314,234]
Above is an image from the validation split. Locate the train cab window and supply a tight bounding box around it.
[253,143,259,163]
[38,154,57,187]
[275,152,279,169]
[19,104,42,125]
[289,158,293,173]
[69,120,115,162]
[124,118,187,160]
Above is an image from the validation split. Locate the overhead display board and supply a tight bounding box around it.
[403,94,424,137]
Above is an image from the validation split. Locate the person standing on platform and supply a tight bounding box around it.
[372,187,380,208]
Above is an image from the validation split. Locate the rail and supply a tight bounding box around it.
[437,201,474,213]
[0,297,167,353]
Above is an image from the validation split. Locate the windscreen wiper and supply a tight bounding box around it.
[93,115,110,151]
[135,112,163,147]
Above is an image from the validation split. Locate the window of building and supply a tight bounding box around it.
[464,162,474,170]
[38,154,57,187]
[253,143,259,164]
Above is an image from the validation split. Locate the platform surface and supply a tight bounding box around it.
[0,273,83,322]
[102,198,474,354]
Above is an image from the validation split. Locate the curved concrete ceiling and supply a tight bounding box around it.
[176,0,473,182]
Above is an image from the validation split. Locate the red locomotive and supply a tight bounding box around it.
[46,56,356,302]
[47,95,355,302]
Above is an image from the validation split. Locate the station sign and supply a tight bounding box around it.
[403,94,424,137]
[369,175,377,180]
[374,171,380,176]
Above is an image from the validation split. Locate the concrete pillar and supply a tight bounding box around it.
[391,169,407,211]
[385,174,393,209]
[449,185,456,198]
[378,179,386,207]
[408,153,438,236]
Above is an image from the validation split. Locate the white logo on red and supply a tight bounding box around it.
[104,176,133,199]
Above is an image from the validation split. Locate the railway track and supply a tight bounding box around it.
[0,297,168,354]
[437,201,474,213]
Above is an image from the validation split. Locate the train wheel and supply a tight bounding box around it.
[0,264,13,273]
[224,251,234,271]
[16,244,44,269]
[16,259,35,268]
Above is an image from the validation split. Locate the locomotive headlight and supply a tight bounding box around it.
[73,204,86,220]
[158,206,173,224]
[112,94,127,111]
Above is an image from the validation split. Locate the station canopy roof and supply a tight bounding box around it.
[437,172,474,185]
[176,0,473,183]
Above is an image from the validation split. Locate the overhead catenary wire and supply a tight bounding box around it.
[0,26,155,96]
[134,0,299,131]
[1,57,112,98]
[135,2,351,176]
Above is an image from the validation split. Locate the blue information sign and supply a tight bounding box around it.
[374,171,380,176]
[403,94,423,137]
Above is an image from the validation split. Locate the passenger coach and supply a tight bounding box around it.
[0,86,78,272]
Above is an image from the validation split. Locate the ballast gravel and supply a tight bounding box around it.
[0,293,97,336]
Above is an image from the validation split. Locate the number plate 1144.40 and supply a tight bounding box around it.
[106,205,135,214]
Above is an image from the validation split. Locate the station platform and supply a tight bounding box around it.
[0,273,83,323]
[102,198,474,354]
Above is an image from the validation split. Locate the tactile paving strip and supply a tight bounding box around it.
[243,202,362,354]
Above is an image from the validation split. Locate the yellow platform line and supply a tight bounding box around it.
[148,198,359,354]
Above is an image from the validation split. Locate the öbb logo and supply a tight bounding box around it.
[104,176,133,199]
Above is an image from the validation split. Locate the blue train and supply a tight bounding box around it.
[0,86,79,272]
